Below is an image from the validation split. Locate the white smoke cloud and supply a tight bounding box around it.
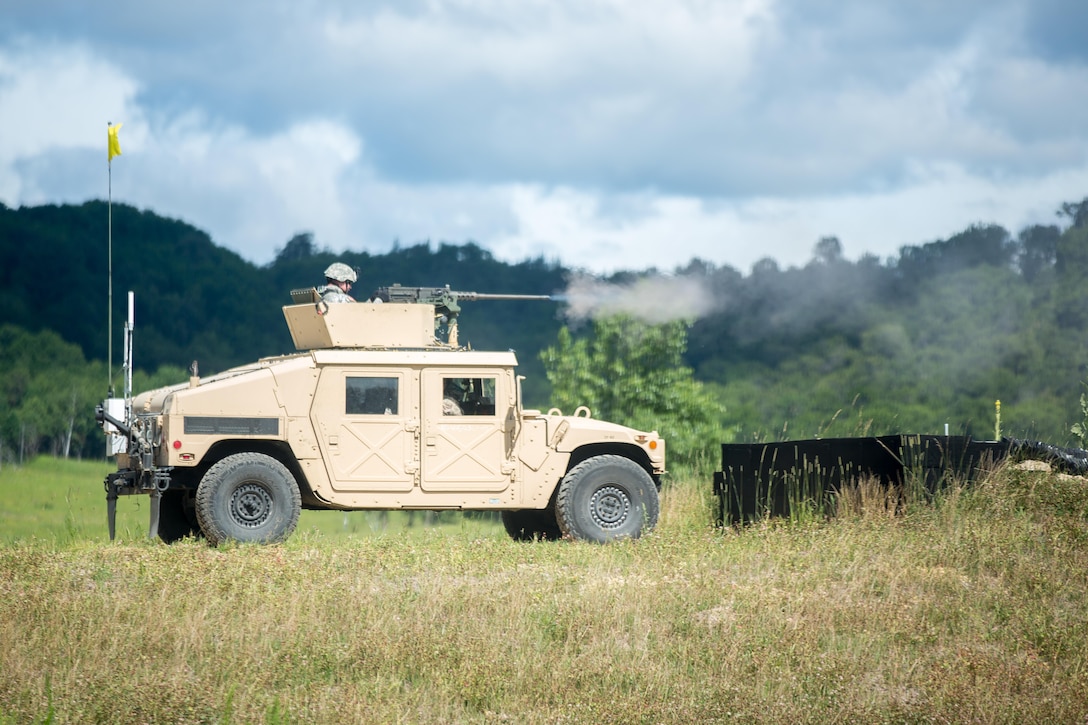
[561,272,719,324]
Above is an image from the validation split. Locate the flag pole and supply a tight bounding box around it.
[107,122,114,396]
[106,121,122,396]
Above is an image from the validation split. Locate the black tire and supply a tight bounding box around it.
[501,509,562,541]
[195,453,301,546]
[157,489,202,543]
[555,455,659,543]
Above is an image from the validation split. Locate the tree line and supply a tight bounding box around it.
[1,197,1086,465]
[681,201,1088,444]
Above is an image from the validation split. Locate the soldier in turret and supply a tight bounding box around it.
[318,262,357,303]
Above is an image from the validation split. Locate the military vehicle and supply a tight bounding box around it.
[96,286,665,545]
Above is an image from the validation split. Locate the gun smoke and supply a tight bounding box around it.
[559,273,719,324]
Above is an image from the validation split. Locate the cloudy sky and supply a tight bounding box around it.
[2,0,1086,274]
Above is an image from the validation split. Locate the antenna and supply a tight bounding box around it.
[108,122,113,395]
[123,291,134,404]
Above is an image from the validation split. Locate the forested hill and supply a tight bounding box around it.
[0,200,566,379]
[2,197,1088,458]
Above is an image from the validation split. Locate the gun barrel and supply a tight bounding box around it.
[456,292,554,301]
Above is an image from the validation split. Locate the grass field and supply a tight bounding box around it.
[0,457,498,545]
[2,457,1087,723]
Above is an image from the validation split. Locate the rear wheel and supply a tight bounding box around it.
[157,489,201,543]
[555,455,659,543]
[195,453,301,546]
[501,508,562,541]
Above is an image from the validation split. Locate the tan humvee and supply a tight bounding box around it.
[98,294,665,545]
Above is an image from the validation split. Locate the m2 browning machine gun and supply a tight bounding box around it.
[371,284,554,346]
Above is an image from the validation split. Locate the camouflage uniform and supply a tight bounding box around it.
[320,262,357,304]
[317,284,355,304]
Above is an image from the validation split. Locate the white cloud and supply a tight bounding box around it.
[1,0,1086,277]
[118,115,365,260]
[325,0,768,86]
[486,159,1088,273]
[0,43,137,199]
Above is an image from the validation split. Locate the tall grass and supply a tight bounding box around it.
[2,460,1087,723]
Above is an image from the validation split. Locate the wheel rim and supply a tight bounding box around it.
[590,485,630,530]
[230,482,273,528]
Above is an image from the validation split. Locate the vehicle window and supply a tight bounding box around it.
[346,377,399,415]
[442,377,497,416]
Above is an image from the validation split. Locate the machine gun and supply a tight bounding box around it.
[370,284,553,346]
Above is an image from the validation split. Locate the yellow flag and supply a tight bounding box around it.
[108,123,123,162]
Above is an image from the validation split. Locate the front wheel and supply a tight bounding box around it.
[195,453,301,546]
[555,455,659,543]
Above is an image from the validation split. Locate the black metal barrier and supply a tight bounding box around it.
[712,435,1015,525]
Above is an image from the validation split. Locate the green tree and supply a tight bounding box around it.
[541,316,733,468]
[0,325,89,460]
[1054,222,1088,329]
[0,324,188,463]
[1058,197,1088,229]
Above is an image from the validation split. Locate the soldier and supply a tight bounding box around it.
[318,262,357,303]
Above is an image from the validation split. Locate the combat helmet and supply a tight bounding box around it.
[324,262,357,283]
